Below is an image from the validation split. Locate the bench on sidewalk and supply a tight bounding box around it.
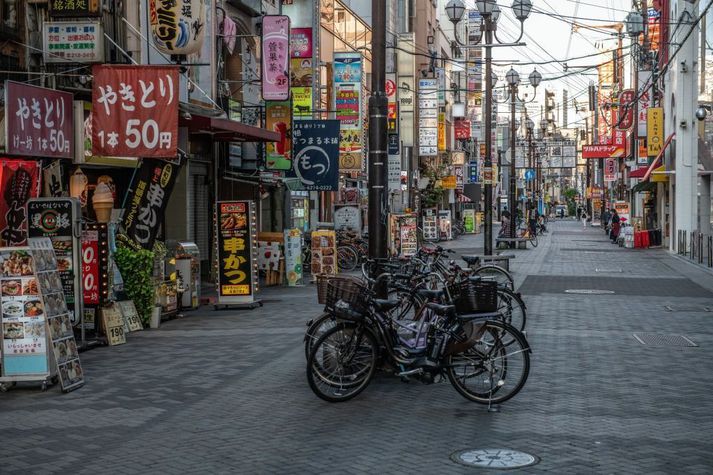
[462,254,516,272]
[495,237,529,250]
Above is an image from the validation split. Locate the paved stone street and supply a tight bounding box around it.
[2,219,713,474]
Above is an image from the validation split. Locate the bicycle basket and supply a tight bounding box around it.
[324,278,369,314]
[316,274,362,305]
[454,279,498,314]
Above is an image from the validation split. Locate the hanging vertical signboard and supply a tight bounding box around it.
[290,27,313,118]
[637,71,651,138]
[334,52,363,171]
[647,107,663,156]
[5,82,74,159]
[262,15,290,101]
[91,65,179,157]
[265,101,292,170]
[604,158,617,182]
[418,78,438,156]
[26,198,82,327]
[216,201,258,304]
[122,159,182,250]
[288,120,340,191]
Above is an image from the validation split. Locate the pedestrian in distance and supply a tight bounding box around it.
[581,211,588,229]
[610,209,621,243]
[602,208,611,234]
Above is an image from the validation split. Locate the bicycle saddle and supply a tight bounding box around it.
[425,302,456,317]
[461,255,481,265]
[372,298,402,312]
[416,289,445,300]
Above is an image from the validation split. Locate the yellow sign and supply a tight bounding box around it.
[438,112,446,151]
[647,107,663,156]
[651,165,669,183]
[442,175,457,189]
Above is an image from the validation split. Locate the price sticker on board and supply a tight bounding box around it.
[101,304,127,346]
[118,300,144,332]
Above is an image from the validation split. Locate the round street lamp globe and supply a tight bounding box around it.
[529,69,542,88]
[476,0,496,16]
[445,0,466,23]
[492,3,501,22]
[512,0,532,21]
[506,68,520,86]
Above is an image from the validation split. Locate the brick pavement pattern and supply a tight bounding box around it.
[2,219,713,473]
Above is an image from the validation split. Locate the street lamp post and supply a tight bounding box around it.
[526,118,534,212]
[504,68,540,238]
[368,0,387,289]
[446,0,532,255]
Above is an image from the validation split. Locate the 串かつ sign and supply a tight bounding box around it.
[216,201,257,303]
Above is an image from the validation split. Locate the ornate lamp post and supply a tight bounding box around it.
[502,68,540,237]
[446,0,532,255]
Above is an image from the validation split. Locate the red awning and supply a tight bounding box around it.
[642,133,675,181]
[179,113,280,142]
[629,166,649,178]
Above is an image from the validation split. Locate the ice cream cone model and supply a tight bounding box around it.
[92,182,114,223]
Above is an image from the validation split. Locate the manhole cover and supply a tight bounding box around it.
[564,289,615,294]
[451,449,539,469]
[633,333,698,347]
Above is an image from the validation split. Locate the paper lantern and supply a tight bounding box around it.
[69,167,88,208]
[149,0,206,55]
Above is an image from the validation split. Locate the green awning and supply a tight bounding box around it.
[632,181,657,193]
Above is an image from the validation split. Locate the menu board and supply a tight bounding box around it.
[100,303,126,346]
[463,209,476,234]
[422,216,439,241]
[118,300,144,332]
[398,216,418,257]
[310,230,337,275]
[30,238,84,392]
[216,201,257,304]
[27,198,81,326]
[0,248,49,378]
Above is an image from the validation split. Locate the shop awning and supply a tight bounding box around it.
[642,133,675,181]
[178,103,280,142]
[180,115,280,142]
[629,166,649,179]
[632,181,657,193]
[651,165,672,183]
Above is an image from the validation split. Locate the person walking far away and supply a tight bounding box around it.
[581,211,588,229]
[602,208,611,233]
[610,209,621,243]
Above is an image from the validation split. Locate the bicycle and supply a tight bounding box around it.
[306,274,531,404]
[516,224,538,247]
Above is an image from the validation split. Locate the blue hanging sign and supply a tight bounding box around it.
[288,120,340,191]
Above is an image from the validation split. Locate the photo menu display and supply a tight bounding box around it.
[29,238,84,392]
[0,249,49,377]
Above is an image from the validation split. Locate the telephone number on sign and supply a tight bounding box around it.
[305,185,337,191]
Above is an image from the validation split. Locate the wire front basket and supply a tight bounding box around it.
[453,279,498,314]
[324,278,369,314]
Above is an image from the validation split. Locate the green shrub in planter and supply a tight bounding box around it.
[114,246,155,325]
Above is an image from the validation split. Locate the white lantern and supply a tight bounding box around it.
[149,0,206,55]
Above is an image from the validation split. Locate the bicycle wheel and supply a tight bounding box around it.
[447,320,530,405]
[304,313,337,360]
[496,289,526,333]
[307,323,378,402]
[337,245,359,272]
[529,233,538,247]
[387,288,425,321]
[473,265,514,290]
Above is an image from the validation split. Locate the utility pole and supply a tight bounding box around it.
[368,0,387,283]
[483,16,494,255]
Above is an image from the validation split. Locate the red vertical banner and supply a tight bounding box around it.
[81,229,100,306]
[91,65,179,158]
[0,160,41,246]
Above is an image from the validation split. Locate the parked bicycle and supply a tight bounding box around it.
[306,272,530,404]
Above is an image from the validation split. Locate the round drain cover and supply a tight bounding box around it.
[451,448,539,469]
[564,289,615,294]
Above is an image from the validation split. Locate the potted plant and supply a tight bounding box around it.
[113,235,155,327]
